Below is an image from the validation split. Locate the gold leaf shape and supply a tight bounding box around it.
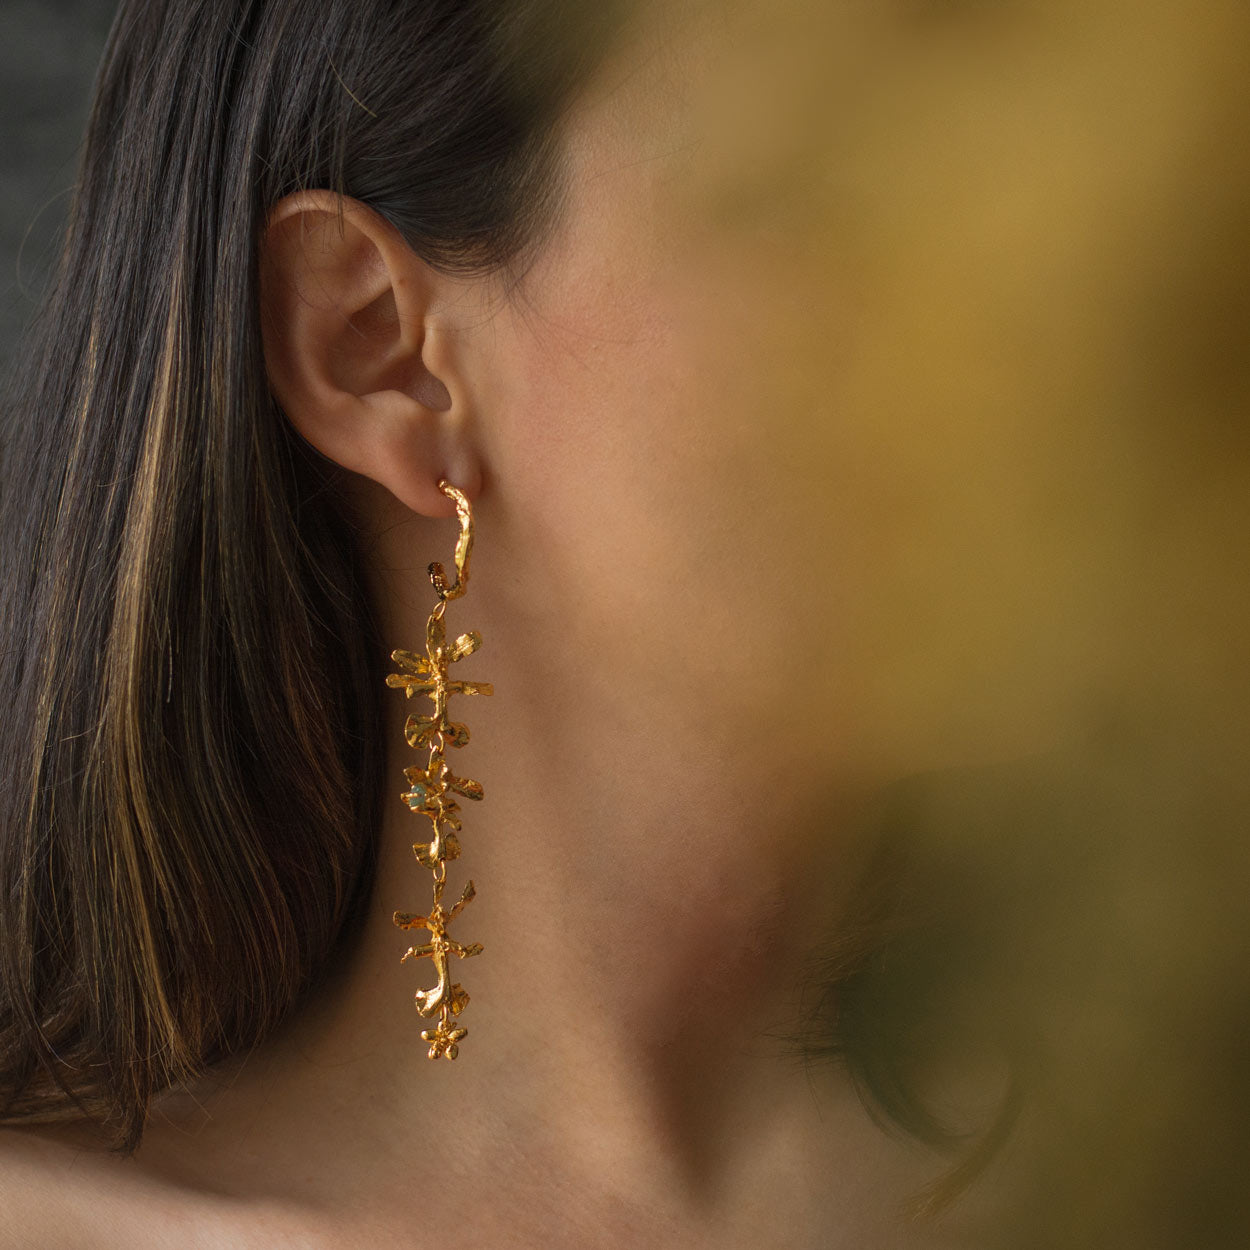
[387,672,435,698]
[426,611,447,656]
[448,775,484,801]
[413,829,461,869]
[448,631,482,661]
[404,714,440,750]
[452,681,494,698]
[390,648,432,675]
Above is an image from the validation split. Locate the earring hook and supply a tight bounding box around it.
[428,479,474,601]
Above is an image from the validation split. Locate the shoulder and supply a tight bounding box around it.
[0,1122,342,1250]
[0,1125,116,1249]
[0,1125,215,1250]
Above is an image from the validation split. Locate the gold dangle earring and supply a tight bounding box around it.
[386,480,493,1060]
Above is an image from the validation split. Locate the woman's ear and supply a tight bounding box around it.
[259,191,481,516]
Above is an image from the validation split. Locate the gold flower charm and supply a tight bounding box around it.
[395,879,483,1023]
[387,481,492,1060]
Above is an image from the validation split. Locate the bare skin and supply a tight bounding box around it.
[5,0,1241,1245]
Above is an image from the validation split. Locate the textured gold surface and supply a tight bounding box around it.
[387,481,491,1060]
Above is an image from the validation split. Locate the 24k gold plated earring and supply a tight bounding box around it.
[386,480,492,1060]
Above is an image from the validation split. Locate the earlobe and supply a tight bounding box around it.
[259,192,481,517]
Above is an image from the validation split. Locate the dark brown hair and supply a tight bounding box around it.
[0,0,619,1151]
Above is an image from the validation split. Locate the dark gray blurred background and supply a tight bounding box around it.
[1,1,116,385]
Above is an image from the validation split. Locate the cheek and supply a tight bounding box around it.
[484,1,1167,786]
[489,224,864,776]
[496,244,1117,794]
